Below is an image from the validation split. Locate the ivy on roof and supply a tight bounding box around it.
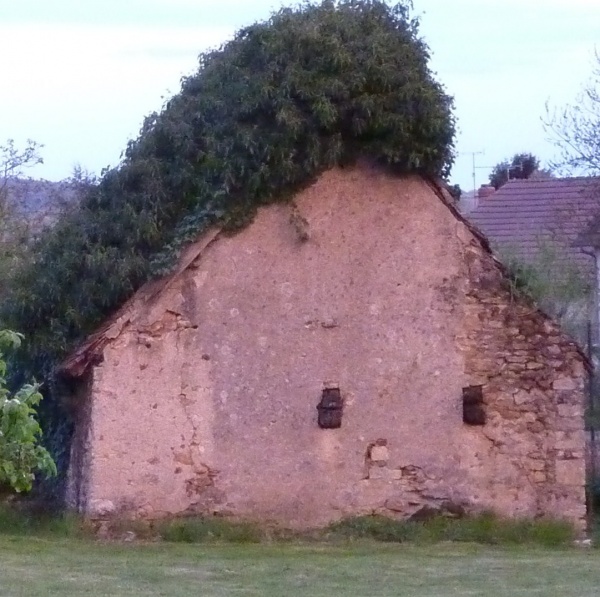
[2,0,455,383]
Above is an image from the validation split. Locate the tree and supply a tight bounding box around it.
[489,152,541,190]
[447,183,462,201]
[544,52,600,175]
[2,0,456,381]
[0,139,44,297]
[0,330,56,493]
[0,138,43,215]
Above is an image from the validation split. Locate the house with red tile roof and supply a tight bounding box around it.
[468,177,600,342]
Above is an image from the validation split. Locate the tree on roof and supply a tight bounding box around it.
[1,0,456,382]
[545,51,600,175]
[488,153,542,190]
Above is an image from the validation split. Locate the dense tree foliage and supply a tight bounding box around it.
[488,153,540,190]
[0,330,56,493]
[0,1,455,488]
[2,0,455,381]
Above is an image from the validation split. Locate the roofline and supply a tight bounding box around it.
[58,228,221,379]
[425,175,592,371]
[58,170,592,380]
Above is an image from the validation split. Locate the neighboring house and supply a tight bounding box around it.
[59,165,587,530]
[468,177,600,342]
[457,188,478,214]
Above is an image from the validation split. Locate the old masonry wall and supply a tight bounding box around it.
[66,167,587,530]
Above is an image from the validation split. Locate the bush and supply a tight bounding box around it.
[156,517,262,544]
[326,513,575,547]
[0,330,56,493]
[0,503,83,538]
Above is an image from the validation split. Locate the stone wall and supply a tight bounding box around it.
[458,230,587,527]
[65,166,588,530]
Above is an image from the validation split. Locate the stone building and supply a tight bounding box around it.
[60,164,589,530]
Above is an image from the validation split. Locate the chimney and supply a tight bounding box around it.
[478,184,495,199]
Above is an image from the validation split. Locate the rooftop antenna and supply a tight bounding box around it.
[460,150,485,195]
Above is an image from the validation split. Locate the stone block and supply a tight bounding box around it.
[385,497,405,513]
[370,445,389,463]
[546,345,562,356]
[552,377,577,391]
[368,466,390,480]
[526,421,545,434]
[555,460,585,486]
[513,390,531,405]
[557,418,584,433]
[89,499,116,517]
[524,361,542,371]
[507,356,527,364]
[557,404,582,418]
[528,460,545,472]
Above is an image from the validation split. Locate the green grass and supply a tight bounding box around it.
[0,503,84,538]
[1,537,600,596]
[0,506,595,595]
[0,505,579,547]
[156,516,263,543]
[326,513,576,547]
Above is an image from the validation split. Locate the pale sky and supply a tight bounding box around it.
[1,0,599,191]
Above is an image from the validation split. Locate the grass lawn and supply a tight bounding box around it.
[1,538,600,596]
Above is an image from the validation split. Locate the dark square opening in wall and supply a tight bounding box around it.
[462,385,486,426]
[317,387,343,429]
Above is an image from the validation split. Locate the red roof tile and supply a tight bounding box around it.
[468,177,600,277]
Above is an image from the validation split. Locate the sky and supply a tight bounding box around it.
[1,0,599,192]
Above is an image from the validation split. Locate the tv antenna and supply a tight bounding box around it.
[460,150,485,194]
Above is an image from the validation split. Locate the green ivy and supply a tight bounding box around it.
[0,0,456,493]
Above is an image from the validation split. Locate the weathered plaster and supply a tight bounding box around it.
[66,166,588,529]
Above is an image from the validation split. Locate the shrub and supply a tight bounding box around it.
[0,330,56,493]
[326,513,575,547]
[157,517,262,544]
[0,503,83,538]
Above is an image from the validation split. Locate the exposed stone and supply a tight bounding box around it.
[384,497,405,512]
[321,318,339,329]
[526,362,544,370]
[122,531,137,542]
[529,460,545,472]
[366,466,390,480]
[89,499,116,518]
[369,445,389,463]
[513,390,531,405]
[557,404,582,418]
[526,421,545,434]
[408,501,466,521]
[556,460,585,486]
[553,377,578,391]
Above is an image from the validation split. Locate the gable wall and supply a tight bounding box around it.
[66,167,587,529]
